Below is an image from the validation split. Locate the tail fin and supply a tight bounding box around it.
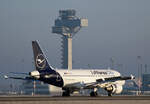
[32,41,53,71]
[32,41,64,87]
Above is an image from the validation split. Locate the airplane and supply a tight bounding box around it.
[3,40,135,97]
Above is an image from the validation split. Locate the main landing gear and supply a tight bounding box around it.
[90,88,98,97]
[105,86,113,97]
[62,88,70,97]
[90,91,98,97]
[107,91,112,97]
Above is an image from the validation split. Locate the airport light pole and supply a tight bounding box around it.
[144,64,148,73]
[110,57,115,69]
[137,56,142,95]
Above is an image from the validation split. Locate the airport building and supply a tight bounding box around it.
[20,80,62,95]
[121,80,138,95]
[142,74,150,94]
[20,80,50,95]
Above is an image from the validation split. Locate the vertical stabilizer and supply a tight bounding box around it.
[32,41,53,71]
[32,41,64,87]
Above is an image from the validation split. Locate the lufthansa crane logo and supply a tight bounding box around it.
[36,54,46,69]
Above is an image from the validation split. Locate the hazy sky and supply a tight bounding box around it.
[0,0,150,87]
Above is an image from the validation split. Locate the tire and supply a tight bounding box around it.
[108,91,112,97]
[90,91,98,97]
[62,90,70,97]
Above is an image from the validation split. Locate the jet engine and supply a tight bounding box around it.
[29,71,40,79]
[105,84,123,94]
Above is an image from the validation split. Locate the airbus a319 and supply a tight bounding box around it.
[3,41,135,97]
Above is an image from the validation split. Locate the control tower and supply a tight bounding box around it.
[52,9,88,70]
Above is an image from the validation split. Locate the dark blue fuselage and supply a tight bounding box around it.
[39,70,64,87]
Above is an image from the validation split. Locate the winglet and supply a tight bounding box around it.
[130,74,135,80]
[4,75,9,79]
[102,77,105,81]
[0,72,8,79]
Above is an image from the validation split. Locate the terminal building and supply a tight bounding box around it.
[21,81,50,95]
[142,74,150,94]
[20,80,62,95]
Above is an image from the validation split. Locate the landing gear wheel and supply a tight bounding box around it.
[108,91,112,97]
[62,90,70,97]
[90,91,98,97]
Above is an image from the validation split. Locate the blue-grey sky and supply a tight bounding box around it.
[0,0,150,87]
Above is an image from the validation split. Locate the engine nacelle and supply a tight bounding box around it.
[29,71,40,79]
[105,84,123,94]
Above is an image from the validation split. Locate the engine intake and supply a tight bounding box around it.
[105,84,123,94]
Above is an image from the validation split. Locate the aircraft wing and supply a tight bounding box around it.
[4,75,35,80]
[0,72,36,81]
[84,75,135,88]
[63,75,135,90]
[96,75,135,83]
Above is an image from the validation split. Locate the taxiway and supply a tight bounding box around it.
[0,96,150,104]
